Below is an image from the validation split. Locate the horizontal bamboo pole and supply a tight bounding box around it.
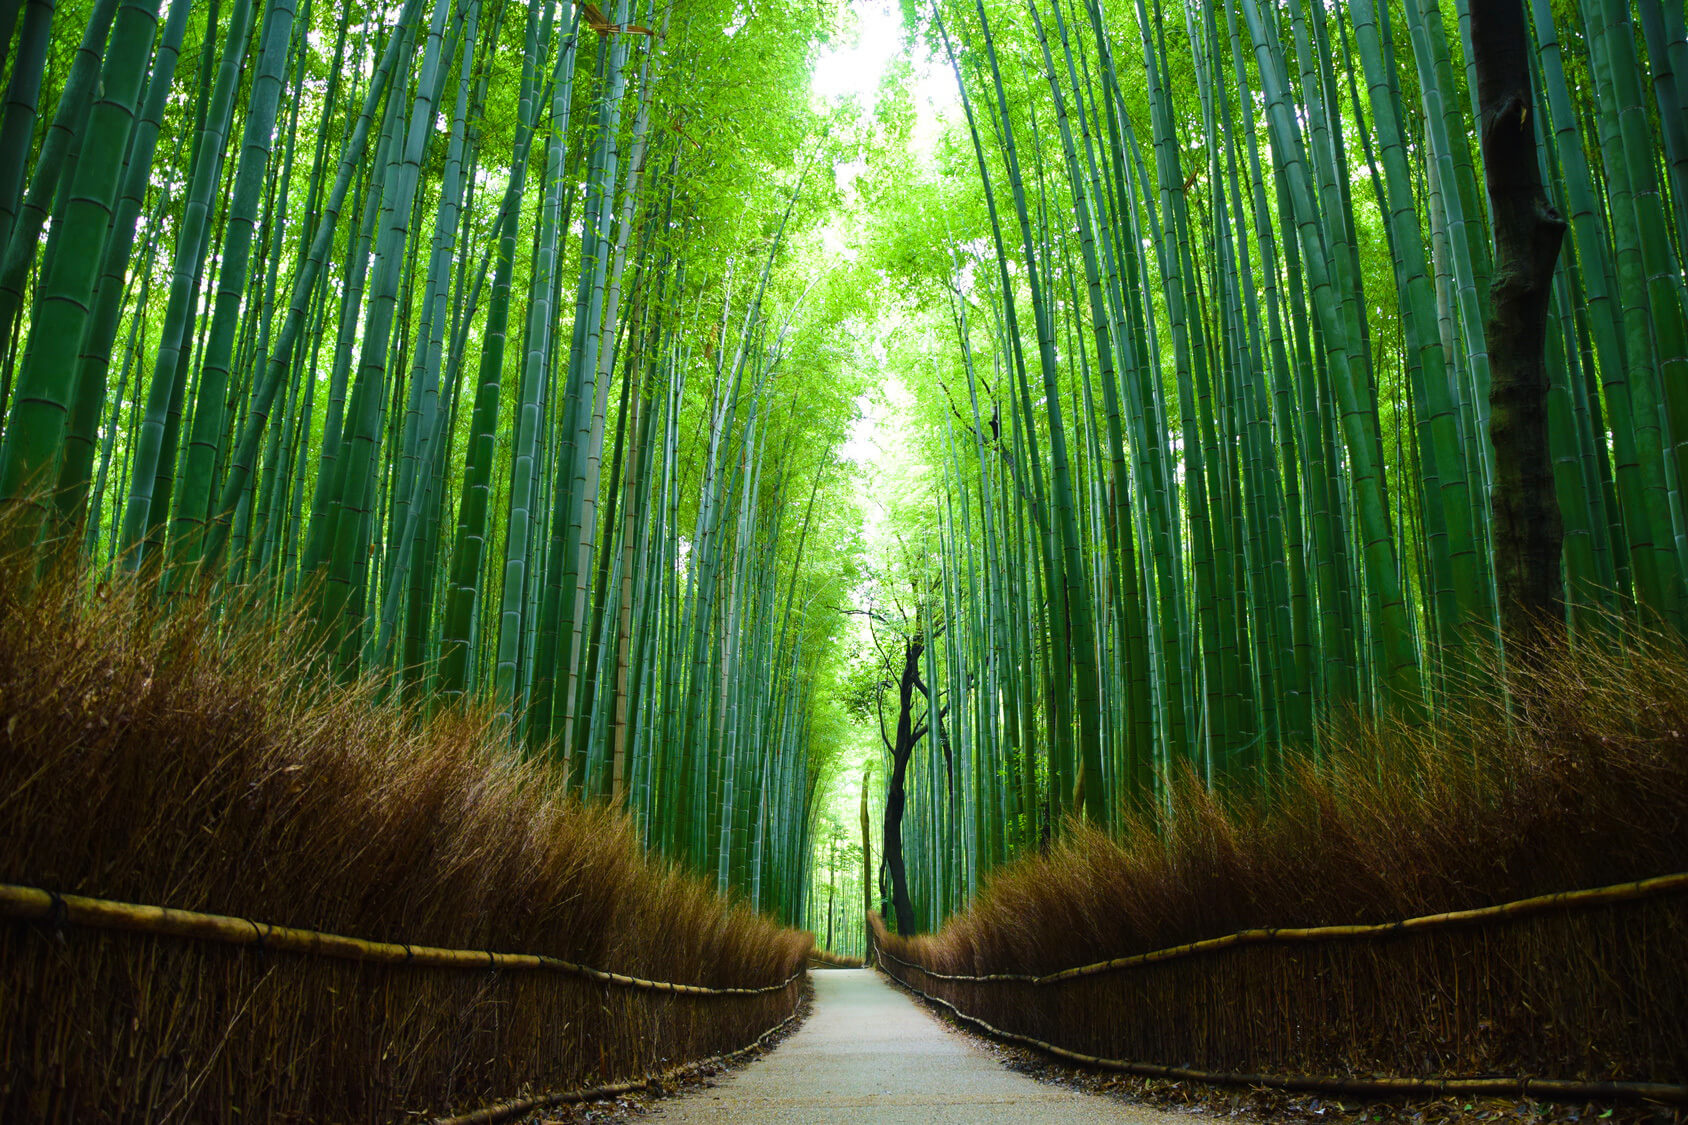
[431,1005,806,1125]
[0,883,803,996]
[878,871,1688,985]
[878,964,1688,1106]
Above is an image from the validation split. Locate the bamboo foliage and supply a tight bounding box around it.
[884,0,1688,920]
[0,0,859,924]
[8,0,1682,948]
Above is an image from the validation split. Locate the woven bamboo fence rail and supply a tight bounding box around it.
[0,883,802,995]
[875,871,1688,1104]
[878,967,1688,1104]
[878,871,1688,984]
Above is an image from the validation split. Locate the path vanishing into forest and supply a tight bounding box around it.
[652,969,1184,1124]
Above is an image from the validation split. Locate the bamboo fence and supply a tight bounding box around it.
[428,1005,806,1125]
[0,882,805,1123]
[874,873,1688,1103]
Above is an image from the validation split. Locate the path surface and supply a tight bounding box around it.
[651,968,1190,1124]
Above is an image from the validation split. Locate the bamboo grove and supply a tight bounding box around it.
[870,0,1688,929]
[0,0,866,923]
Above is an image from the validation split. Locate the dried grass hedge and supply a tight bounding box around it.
[0,555,809,1123]
[875,627,1688,1091]
[805,947,863,969]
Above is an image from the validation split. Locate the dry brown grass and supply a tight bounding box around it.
[0,552,809,1123]
[805,947,863,968]
[877,625,1688,1088]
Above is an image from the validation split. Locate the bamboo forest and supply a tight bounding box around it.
[1,0,1686,1120]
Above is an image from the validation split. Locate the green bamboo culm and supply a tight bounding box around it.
[0,0,860,929]
[889,0,1688,920]
[0,0,160,551]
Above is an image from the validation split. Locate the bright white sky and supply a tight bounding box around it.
[811,1,908,107]
[810,1,955,499]
[810,0,959,161]
[808,3,963,834]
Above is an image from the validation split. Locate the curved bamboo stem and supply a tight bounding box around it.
[878,966,1688,1105]
[430,1005,806,1125]
[0,883,803,996]
[876,870,1688,984]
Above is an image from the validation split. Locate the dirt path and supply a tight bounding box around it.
[650,968,1193,1124]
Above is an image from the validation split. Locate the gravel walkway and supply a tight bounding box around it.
[649,968,1193,1124]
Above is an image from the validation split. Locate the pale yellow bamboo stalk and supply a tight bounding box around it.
[431,1006,803,1125]
[0,883,803,995]
[874,870,1688,985]
[878,965,1688,1105]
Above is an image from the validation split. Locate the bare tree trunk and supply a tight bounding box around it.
[1473,0,1567,636]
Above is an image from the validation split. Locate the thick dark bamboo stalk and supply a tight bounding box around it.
[1471,0,1566,635]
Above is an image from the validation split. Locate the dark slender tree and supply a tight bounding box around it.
[880,626,929,935]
